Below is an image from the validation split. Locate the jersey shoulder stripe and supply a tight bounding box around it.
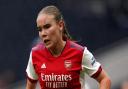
[69,41,84,52]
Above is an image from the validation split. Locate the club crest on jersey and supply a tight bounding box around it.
[64,60,72,70]
[41,63,46,69]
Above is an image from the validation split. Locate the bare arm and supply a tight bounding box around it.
[26,79,37,89]
[95,69,111,89]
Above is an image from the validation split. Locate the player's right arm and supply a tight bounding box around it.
[26,51,38,89]
[26,79,37,89]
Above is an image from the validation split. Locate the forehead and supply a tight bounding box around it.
[36,14,55,26]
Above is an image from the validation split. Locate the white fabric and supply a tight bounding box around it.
[80,47,101,89]
[26,51,38,80]
[81,47,101,76]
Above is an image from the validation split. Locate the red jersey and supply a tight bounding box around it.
[26,40,102,89]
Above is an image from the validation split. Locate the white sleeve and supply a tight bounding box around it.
[82,47,102,77]
[26,51,38,80]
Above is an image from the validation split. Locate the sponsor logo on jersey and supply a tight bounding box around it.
[64,60,72,70]
[91,57,96,65]
[41,73,72,88]
[41,63,46,69]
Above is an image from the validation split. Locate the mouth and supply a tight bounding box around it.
[44,39,50,44]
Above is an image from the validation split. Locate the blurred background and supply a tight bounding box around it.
[0,0,128,89]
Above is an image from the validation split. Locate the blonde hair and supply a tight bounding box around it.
[38,5,72,41]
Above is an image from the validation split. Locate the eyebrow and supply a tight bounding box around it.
[37,23,51,31]
[43,23,51,28]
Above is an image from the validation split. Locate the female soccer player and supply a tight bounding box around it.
[26,5,111,89]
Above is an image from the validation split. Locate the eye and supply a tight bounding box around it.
[43,24,51,29]
[37,27,42,32]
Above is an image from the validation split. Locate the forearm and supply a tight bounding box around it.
[26,79,37,89]
[95,69,111,89]
[99,77,111,89]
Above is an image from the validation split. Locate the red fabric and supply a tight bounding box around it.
[91,66,102,78]
[31,40,84,89]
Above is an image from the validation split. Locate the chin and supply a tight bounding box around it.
[45,43,53,50]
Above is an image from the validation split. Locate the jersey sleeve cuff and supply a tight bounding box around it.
[91,66,102,78]
[26,73,38,83]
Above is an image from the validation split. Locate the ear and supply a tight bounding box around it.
[58,20,64,31]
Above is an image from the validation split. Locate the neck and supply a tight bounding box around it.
[49,40,66,57]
